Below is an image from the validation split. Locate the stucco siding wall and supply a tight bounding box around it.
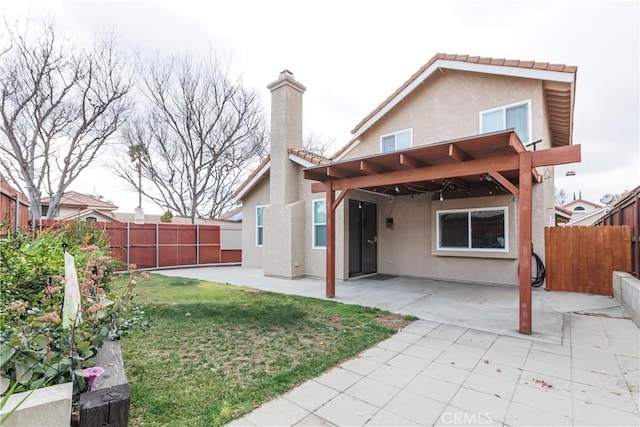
[376,194,519,286]
[241,176,270,268]
[347,70,545,158]
[299,171,346,278]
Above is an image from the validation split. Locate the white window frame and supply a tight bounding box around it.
[380,128,413,153]
[479,100,532,144]
[256,205,265,247]
[312,199,326,249]
[436,207,509,252]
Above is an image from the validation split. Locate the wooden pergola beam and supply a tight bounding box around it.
[518,151,533,334]
[360,160,384,174]
[399,153,419,169]
[489,171,519,196]
[448,144,470,162]
[326,181,335,298]
[326,166,349,179]
[327,153,520,192]
[309,142,582,335]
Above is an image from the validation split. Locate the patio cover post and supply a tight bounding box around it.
[518,151,533,334]
[326,181,335,298]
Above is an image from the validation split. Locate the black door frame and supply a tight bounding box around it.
[348,199,377,277]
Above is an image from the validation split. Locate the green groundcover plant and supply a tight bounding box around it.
[0,222,147,397]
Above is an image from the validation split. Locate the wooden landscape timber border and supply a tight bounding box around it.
[79,341,130,427]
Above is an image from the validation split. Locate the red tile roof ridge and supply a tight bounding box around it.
[350,53,577,136]
[230,155,271,199]
[287,147,330,165]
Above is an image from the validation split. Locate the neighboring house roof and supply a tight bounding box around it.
[232,148,329,201]
[565,206,610,226]
[555,205,573,217]
[42,191,118,210]
[217,206,242,222]
[332,52,577,159]
[110,212,228,225]
[562,198,603,210]
[60,208,119,222]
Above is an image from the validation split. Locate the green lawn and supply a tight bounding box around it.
[119,274,411,426]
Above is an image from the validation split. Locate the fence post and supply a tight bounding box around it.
[155,223,159,268]
[126,222,130,266]
[196,224,200,265]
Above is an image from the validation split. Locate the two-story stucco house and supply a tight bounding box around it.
[233,54,579,329]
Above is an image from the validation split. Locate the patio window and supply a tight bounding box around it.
[256,206,265,246]
[480,101,531,143]
[437,207,508,251]
[313,199,326,248]
[380,129,412,152]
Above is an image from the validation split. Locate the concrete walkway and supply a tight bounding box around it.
[157,267,640,426]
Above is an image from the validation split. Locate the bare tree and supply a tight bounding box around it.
[115,54,267,223]
[303,131,336,158]
[0,20,133,219]
[555,188,569,205]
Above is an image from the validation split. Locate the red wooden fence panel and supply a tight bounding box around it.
[0,179,29,234]
[545,225,633,295]
[34,220,236,270]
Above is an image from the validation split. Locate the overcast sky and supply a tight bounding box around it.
[3,0,639,214]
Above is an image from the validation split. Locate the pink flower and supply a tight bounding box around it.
[81,366,105,388]
[79,245,100,253]
[43,311,61,323]
[10,300,29,315]
[44,286,61,295]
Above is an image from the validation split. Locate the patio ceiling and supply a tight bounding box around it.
[304,130,538,199]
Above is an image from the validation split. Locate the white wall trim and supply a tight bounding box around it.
[479,99,532,144]
[379,128,413,153]
[436,206,509,253]
[312,199,326,249]
[289,154,315,168]
[255,205,266,247]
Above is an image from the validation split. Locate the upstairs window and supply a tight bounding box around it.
[437,207,508,252]
[481,101,531,143]
[312,199,326,248]
[256,206,265,246]
[381,129,412,152]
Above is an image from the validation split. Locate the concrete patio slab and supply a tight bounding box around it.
[158,266,620,345]
[154,266,639,426]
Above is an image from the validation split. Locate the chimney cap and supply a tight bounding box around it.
[268,69,306,93]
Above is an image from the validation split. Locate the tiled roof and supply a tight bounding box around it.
[231,148,330,200]
[331,53,577,159]
[351,53,576,136]
[42,191,118,210]
[287,147,330,165]
[230,155,271,199]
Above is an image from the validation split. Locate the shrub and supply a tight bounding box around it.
[0,226,146,395]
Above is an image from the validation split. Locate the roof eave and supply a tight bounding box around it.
[352,59,576,140]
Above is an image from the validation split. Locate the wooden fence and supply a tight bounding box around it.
[36,220,241,269]
[0,179,29,234]
[544,225,633,295]
[595,187,639,279]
